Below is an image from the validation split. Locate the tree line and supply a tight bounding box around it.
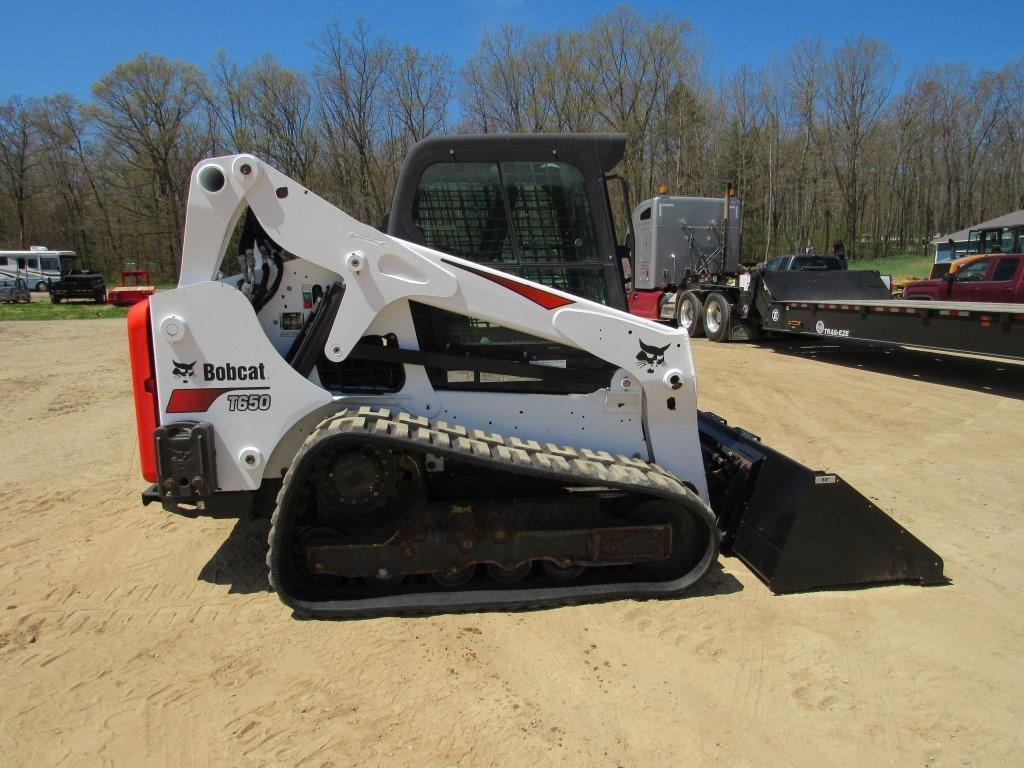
[1,6,1021,280]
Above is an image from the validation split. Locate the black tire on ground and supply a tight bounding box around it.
[677,290,704,337]
[95,291,106,304]
[36,282,48,292]
[703,292,732,343]
[51,295,61,304]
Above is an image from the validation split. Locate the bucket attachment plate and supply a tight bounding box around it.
[698,412,945,593]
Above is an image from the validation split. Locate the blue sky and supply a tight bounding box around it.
[3,0,1022,100]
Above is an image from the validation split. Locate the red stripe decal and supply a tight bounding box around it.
[441,258,575,310]
[167,388,238,413]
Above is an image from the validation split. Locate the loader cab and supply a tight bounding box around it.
[387,133,629,309]
[385,134,631,393]
[965,225,1024,256]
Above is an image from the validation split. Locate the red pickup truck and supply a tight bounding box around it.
[904,253,1024,303]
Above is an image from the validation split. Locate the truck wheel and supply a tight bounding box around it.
[677,291,704,338]
[95,291,106,304]
[51,295,61,304]
[703,293,732,343]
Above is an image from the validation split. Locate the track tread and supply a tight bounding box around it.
[268,409,718,618]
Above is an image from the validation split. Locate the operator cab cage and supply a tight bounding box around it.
[384,133,632,394]
[386,133,630,309]
[966,224,1024,256]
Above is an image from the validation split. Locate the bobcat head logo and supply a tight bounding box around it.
[172,360,196,383]
[635,340,669,374]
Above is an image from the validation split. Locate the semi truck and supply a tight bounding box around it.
[624,179,1023,360]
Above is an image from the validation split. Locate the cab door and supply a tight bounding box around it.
[990,257,1023,302]
[948,258,993,301]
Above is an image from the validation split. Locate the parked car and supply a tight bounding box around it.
[760,253,846,272]
[0,277,31,303]
[903,253,1024,303]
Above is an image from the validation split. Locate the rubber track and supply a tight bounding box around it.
[268,406,719,618]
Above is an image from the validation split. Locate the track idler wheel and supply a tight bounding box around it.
[432,566,476,587]
[487,562,532,584]
[543,561,586,580]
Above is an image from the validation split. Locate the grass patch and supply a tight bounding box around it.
[0,299,129,322]
[848,253,933,279]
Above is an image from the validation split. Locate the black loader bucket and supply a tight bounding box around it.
[697,412,945,593]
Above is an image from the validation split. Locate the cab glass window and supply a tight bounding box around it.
[993,258,1019,282]
[981,230,1005,254]
[502,162,599,264]
[966,230,981,253]
[414,161,600,268]
[409,159,613,389]
[791,255,840,270]
[956,260,990,282]
[413,162,511,264]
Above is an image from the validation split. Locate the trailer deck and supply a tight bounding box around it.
[757,296,1024,360]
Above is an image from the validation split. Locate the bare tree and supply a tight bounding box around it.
[91,52,210,273]
[460,25,532,132]
[213,53,319,180]
[0,97,39,247]
[314,19,394,220]
[386,45,453,142]
[819,36,897,257]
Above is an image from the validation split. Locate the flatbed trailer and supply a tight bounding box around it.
[756,296,1024,360]
[744,271,1024,360]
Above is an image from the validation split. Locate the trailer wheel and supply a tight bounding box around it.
[703,293,731,343]
[677,291,704,338]
[36,281,48,292]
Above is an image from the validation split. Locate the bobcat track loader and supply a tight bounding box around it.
[128,150,944,618]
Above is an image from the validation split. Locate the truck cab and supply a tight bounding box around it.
[904,253,1024,303]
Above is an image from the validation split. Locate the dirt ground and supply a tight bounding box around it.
[1,319,1021,767]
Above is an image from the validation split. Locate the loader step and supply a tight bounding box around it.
[267,407,719,618]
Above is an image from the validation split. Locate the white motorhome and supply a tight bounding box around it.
[0,247,80,291]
